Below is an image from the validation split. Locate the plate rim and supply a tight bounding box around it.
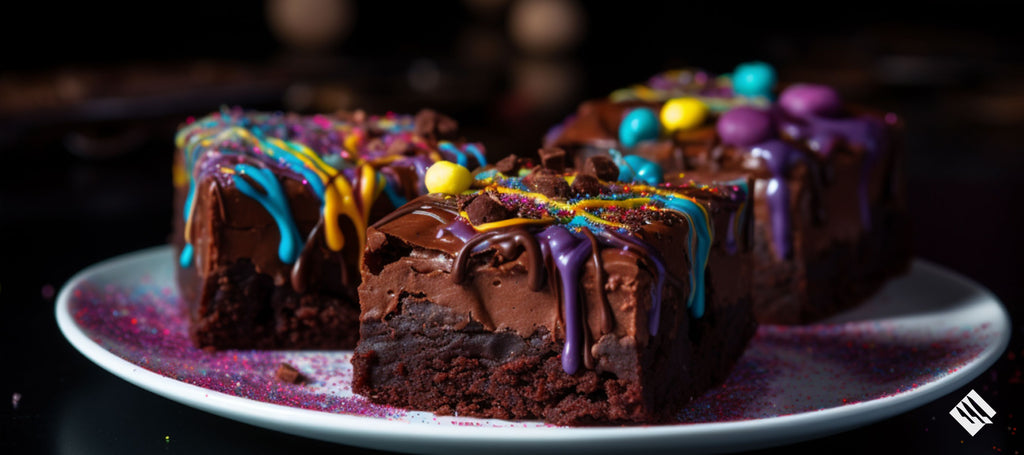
[55,245,1012,453]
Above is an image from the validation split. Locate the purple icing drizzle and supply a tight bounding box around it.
[719,108,801,259]
[439,218,477,242]
[725,212,737,255]
[750,140,801,258]
[537,225,593,375]
[719,85,887,258]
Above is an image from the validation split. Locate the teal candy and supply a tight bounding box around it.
[618,108,660,147]
[733,61,777,98]
[620,154,664,185]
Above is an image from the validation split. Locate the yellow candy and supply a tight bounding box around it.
[425,161,473,194]
[660,97,708,132]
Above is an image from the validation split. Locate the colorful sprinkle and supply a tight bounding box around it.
[66,269,996,426]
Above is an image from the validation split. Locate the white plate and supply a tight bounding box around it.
[56,246,1010,454]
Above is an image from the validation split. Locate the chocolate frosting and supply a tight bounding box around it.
[360,170,751,375]
[173,107,488,314]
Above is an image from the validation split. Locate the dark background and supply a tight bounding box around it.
[2,1,1021,453]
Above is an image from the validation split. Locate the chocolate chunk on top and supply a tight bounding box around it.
[571,174,604,197]
[495,154,523,175]
[414,109,458,142]
[538,147,567,172]
[465,193,513,225]
[525,168,571,199]
[583,155,620,181]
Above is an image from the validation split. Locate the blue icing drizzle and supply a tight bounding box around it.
[438,141,469,167]
[438,141,486,168]
[179,184,197,267]
[381,173,408,208]
[232,164,303,264]
[464,143,487,167]
[652,194,712,318]
[179,243,194,268]
[262,138,327,201]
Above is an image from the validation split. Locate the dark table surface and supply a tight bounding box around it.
[3,5,1023,454]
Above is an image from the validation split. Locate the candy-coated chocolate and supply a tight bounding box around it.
[425,160,473,194]
[778,83,843,118]
[717,106,774,147]
[619,154,664,185]
[618,108,660,147]
[660,97,708,132]
[732,61,776,98]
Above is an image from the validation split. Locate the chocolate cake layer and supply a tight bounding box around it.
[353,167,756,425]
[172,107,487,349]
[545,65,911,324]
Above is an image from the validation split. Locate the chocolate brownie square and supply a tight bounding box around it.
[352,167,755,425]
[546,65,911,324]
[172,107,486,349]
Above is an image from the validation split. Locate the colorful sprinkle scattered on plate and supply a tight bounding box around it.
[56,246,1009,454]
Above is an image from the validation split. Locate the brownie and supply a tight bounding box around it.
[545,65,911,324]
[352,166,756,425]
[172,107,487,349]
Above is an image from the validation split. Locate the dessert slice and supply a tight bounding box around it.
[546,63,911,324]
[172,107,486,349]
[353,159,755,425]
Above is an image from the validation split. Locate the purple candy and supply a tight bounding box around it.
[717,107,774,147]
[779,83,843,118]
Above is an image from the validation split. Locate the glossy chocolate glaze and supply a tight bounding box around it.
[359,175,751,376]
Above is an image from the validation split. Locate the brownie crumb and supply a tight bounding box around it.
[583,155,619,181]
[386,139,411,156]
[538,147,567,172]
[495,154,523,175]
[456,193,479,211]
[571,174,604,197]
[414,109,458,141]
[275,363,306,384]
[525,168,571,199]
[466,194,512,225]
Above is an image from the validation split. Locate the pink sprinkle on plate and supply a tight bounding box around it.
[56,246,1010,454]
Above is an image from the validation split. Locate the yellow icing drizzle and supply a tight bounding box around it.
[177,113,387,262]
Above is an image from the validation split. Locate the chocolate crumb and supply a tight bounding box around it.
[275,363,305,384]
[538,147,567,172]
[571,174,604,197]
[466,194,512,225]
[456,193,479,211]
[525,168,571,199]
[583,155,619,181]
[495,154,522,175]
[414,109,458,142]
[386,139,411,156]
